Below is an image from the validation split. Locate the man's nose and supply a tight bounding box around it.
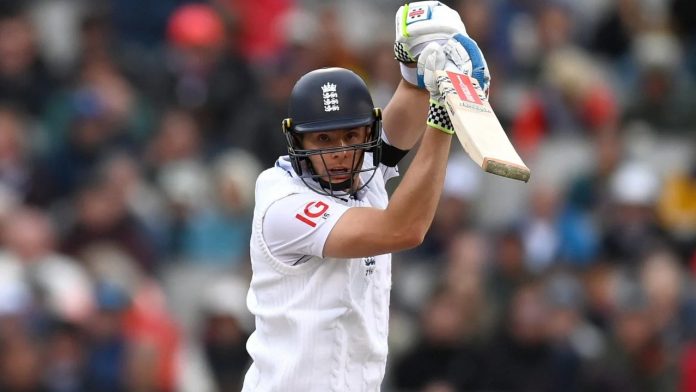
[332,149,347,159]
[332,140,349,157]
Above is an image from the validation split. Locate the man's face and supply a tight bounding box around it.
[301,126,369,186]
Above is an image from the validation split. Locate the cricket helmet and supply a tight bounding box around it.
[283,67,382,197]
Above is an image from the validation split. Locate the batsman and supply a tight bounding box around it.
[242,2,490,390]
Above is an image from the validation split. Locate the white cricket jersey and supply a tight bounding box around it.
[242,153,398,391]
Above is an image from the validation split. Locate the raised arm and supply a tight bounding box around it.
[381,78,429,150]
[382,1,467,150]
[324,43,457,258]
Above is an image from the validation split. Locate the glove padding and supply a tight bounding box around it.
[419,42,455,134]
[450,33,490,100]
[394,1,467,64]
[418,42,448,105]
[415,35,490,99]
[394,2,490,99]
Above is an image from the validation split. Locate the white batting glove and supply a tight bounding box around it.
[416,34,492,101]
[419,43,454,135]
[394,1,467,64]
[418,37,487,101]
[448,33,491,100]
[394,1,467,86]
[418,42,447,103]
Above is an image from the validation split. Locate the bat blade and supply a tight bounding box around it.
[436,70,530,182]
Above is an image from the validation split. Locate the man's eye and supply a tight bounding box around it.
[317,134,330,142]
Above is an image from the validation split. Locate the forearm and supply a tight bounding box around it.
[382,79,429,150]
[384,126,452,243]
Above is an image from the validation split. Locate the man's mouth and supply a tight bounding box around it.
[328,167,351,180]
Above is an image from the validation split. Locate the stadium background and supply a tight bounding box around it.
[0,0,695,390]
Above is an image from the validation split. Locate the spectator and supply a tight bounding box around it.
[0,105,60,207]
[43,321,86,392]
[0,206,94,323]
[175,148,260,265]
[0,3,60,115]
[83,282,131,392]
[486,228,530,317]
[623,32,696,132]
[590,277,680,391]
[42,55,155,153]
[560,131,624,266]
[0,332,48,392]
[639,250,696,346]
[657,156,696,260]
[60,175,160,274]
[681,342,696,392]
[145,110,209,260]
[518,185,563,274]
[408,153,482,260]
[512,47,619,156]
[198,276,252,392]
[392,286,482,391]
[224,0,294,64]
[122,280,180,392]
[100,152,169,256]
[544,272,605,390]
[477,281,557,391]
[582,262,621,332]
[41,56,155,198]
[159,3,264,152]
[600,161,673,265]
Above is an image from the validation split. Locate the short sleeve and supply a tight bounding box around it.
[381,163,399,183]
[262,193,350,265]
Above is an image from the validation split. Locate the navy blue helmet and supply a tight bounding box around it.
[283,67,382,197]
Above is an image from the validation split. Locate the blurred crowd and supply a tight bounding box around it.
[0,0,694,391]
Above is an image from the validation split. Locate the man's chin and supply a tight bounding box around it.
[318,175,360,190]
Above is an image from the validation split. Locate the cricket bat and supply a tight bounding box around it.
[436,70,531,182]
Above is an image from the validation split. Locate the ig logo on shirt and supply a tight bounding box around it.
[295,201,330,227]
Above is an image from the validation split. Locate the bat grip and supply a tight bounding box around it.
[435,71,457,99]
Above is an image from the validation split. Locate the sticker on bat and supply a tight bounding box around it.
[447,71,483,105]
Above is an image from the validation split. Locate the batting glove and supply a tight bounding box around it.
[419,43,455,135]
[394,1,467,86]
[449,33,490,100]
[394,1,466,63]
[416,34,491,101]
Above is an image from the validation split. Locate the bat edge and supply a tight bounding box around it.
[483,158,531,183]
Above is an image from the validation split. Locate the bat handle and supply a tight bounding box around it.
[434,70,457,99]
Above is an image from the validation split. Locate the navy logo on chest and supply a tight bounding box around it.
[363,256,376,276]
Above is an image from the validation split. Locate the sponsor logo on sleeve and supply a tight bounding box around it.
[295,201,330,227]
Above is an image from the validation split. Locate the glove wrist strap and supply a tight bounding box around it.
[426,100,454,135]
[399,63,421,87]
